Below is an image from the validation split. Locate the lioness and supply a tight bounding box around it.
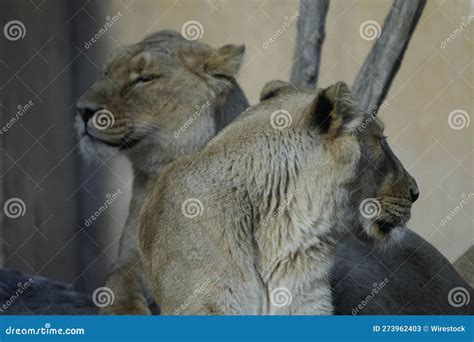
[139,80,419,314]
[75,30,248,314]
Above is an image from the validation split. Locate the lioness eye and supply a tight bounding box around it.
[136,74,160,83]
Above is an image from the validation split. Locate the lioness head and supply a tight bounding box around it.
[257,80,419,240]
[75,30,248,173]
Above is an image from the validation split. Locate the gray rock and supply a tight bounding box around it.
[332,229,473,315]
[453,246,474,288]
[0,269,97,315]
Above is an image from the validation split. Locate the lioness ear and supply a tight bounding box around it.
[205,44,245,79]
[260,80,293,101]
[313,81,355,135]
[140,30,184,44]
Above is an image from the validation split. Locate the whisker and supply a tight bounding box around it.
[383,208,405,218]
[383,206,411,215]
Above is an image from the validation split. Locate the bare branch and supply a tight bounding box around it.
[353,0,426,114]
[290,0,330,90]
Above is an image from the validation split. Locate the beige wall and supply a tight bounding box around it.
[100,0,473,262]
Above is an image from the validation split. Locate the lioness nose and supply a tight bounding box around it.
[410,188,419,203]
[77,100,103,124]
[77,107,96,124]
[405,172,419,203]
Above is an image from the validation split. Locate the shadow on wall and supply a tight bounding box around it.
[0,0,119,292]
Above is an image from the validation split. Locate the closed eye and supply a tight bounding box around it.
[134,74,161,84]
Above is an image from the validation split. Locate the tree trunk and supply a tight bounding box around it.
[352,0,427,114]
[290,0,330,90]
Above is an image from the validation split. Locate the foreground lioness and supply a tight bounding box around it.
[139,81,419,314]
[75,30,248,314]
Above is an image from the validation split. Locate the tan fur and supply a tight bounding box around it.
[139,81,418,315]
[75,30,247,314]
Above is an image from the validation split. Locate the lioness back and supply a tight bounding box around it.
[75,30,250,315]
[140,80,419,315]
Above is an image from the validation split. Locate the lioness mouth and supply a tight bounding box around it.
[84,132,141,149]
[375,214,410,234]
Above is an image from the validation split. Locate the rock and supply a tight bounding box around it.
[0,269,97,315]
[453,246,474,288]
[332,229,473,315]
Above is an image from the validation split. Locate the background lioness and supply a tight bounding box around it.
[75,30,249,314]
[139,81,419,315]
